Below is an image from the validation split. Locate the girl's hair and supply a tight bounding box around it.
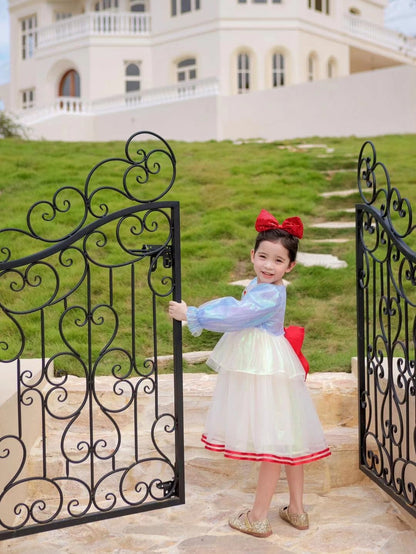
[254,229,299,262]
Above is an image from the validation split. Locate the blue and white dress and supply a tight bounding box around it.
[187,278,330,465]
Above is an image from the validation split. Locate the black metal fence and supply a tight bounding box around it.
[0,131,184,539]
[356,141,416,518]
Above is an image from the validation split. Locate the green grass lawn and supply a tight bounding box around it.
[0,134,415,375]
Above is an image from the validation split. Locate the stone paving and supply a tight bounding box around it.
[2,373,415,553]
[3,476,415,553]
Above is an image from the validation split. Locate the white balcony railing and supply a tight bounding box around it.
[344,13,416,57]
[36,11,415,58]
[91,78,219,113]
[37,12,151,49]
[17,78,219,125]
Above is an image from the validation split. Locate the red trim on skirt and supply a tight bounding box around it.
[201,434,331,466]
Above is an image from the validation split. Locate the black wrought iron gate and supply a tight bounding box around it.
[356,141,416,518]
[0,131,184,539]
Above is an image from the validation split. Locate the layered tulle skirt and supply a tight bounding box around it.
[201,328,331,465]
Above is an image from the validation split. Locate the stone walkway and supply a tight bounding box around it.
[2,373,415,553]
[3,476,415,553]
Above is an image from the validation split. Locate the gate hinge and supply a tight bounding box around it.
[156,479,176,497]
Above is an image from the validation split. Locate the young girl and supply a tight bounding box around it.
[168,209,330,539]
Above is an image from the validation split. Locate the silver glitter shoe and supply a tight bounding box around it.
[229,509,272,538]
[279,505,309,530]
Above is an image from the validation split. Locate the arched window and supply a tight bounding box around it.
[130,0,147,11]
[237,52,250,93]
[177,58,197,82]
[125,62,141,92]
[59,69,80,97]
[272,52,285,87]
[327,57,336,79]
[307,53,317,82]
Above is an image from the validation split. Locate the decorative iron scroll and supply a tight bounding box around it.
[356,140,416,518]
[0,131,184,539]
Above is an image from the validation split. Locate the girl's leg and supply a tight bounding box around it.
[250,461,281,521]
[285,464,305,513]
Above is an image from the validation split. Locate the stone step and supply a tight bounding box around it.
[185,424,360,495]
[30,372,358,437]
[26,372,360,499]
[182,372,358,431]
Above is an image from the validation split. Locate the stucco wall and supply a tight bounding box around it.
[217,64,416,141]
[23,65,416,142]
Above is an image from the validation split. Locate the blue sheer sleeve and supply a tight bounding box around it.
[186,284,285,337]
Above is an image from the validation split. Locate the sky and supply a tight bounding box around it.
[0,0,413,86]
[0,0,10,85]
[0,0,8,111]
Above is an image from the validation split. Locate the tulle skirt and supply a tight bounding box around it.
[201,328,331,465]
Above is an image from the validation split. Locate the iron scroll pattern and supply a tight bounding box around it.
[0,131,184,539]
[356,141,416,518]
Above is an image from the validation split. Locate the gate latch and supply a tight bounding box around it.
[142,244,172,271]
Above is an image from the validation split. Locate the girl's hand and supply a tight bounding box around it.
[168,300,188,321]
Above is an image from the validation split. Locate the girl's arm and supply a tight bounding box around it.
[184,285,284,336]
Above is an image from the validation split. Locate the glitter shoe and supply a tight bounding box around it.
[279,506,309,530]
[229,509,272,538]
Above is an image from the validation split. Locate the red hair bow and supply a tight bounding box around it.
[255,209,303,239]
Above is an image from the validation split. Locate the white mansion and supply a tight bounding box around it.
[2,0,416,141]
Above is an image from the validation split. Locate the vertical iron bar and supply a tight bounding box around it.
[86,263,95,493]
[152,289,158,419]
[171,203,185,502]
[356,206,366,468]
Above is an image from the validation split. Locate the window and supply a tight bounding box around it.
[272,53,285,87]
[177,58,197,82]
[308,0,330,14]
[307,53,317,81]
[59,70,81,97]
[237,53,250,93]
[55,13,72,21]
[171,0,201,16]
[21,88,35,109]
[21,15,37,60]
[94,0,119,11]
[349,7,360,15]
[238,0,282,3]
[125,62,141,92]
[130,1,147,11]
[327,57,336,78]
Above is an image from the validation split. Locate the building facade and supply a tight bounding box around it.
[3,0,416,141]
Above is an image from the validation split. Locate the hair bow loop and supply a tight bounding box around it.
[255,209,303,239]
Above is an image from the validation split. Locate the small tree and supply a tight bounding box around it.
[0,111,29,139]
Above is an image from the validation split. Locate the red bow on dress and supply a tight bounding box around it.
[284,326,310,378]
[255,209,303,239]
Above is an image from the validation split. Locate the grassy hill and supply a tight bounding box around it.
[0,134,415,374]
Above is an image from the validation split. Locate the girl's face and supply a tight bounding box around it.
[251,239,295,286]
